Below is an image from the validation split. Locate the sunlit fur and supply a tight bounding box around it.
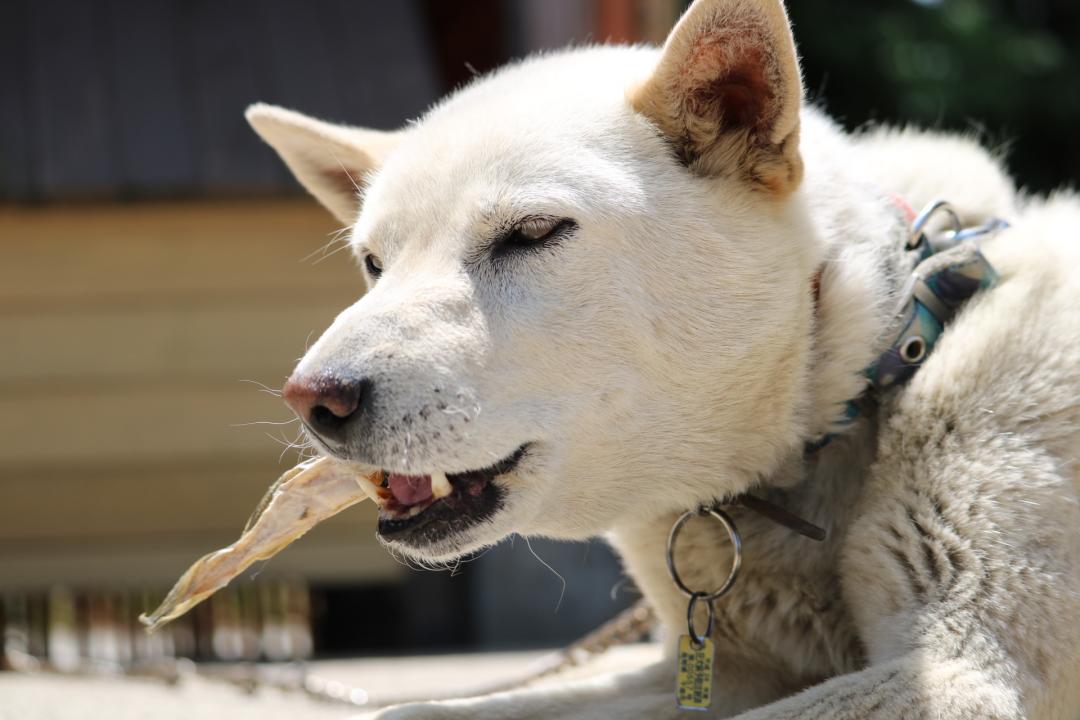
[247,0,1080,717]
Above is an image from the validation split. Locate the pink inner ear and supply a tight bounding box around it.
[321,167,363,196]
[682,29,778,137]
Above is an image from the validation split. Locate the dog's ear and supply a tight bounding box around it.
[245,103,403,224]
[629,0,803,195]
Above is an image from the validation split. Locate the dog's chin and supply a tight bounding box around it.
[380,524,503,566]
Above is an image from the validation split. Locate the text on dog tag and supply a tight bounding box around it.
[675,634,714,710]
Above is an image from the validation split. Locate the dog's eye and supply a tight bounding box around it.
[494,217,576,257]
[364,254,384,278]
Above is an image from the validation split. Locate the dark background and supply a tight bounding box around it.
[789,0,1079,194]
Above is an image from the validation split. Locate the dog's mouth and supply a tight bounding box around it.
[374,444,529,547]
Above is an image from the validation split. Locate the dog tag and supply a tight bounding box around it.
[675,634,714,710]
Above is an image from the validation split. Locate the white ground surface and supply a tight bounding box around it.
[0,645,661,720]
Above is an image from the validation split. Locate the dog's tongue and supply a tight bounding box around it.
[388,473,433,506]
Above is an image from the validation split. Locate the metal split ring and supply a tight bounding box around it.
[666,507,742,601]
[685,591,715,647]
[908,199,962,250]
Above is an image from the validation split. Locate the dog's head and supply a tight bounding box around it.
[248,0,819,563]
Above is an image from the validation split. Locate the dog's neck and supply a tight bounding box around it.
[609,188,914,664]
[798,183,914,454]
[606,155,925,658]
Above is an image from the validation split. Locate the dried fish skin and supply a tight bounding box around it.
[139,457,380,632]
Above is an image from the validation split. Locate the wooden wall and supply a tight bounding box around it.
[0,199,401,589]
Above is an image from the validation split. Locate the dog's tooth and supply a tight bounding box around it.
[355,471,386,504]
[431,470,452,499]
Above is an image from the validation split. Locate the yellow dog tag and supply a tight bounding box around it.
[676,634,714,710]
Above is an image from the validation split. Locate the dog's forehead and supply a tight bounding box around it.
[352,46,659,253]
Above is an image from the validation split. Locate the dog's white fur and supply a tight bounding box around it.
[247,1,1080,717]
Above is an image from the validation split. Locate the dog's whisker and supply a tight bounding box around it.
[328,148,364,196]
[524,536,567,614]
[230,418,299,428]
[263,430,299,449]
[266,427,315,463]
[311,241,355,265]
[608,576,631,602]
[238,378,284,397]
[300,236,349,264]
[299,225,352,263]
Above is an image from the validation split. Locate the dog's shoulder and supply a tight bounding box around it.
[842,193,1080,672]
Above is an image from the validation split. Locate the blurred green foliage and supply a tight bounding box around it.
[786,0,1079,193]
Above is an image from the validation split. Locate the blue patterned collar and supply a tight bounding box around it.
[806,200,1006,456]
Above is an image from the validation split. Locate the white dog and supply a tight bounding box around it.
[246,0,1080,716]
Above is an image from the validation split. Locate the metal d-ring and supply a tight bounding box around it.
[908,199,962,250]
[666,507,743,602]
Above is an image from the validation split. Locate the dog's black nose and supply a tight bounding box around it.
[282,373,371,445]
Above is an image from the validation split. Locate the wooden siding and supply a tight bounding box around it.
[0,200,401,589]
